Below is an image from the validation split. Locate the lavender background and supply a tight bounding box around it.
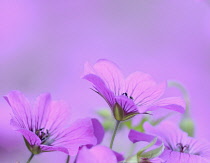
[0,0,210,162]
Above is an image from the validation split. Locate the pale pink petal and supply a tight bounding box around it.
[187,138,210,159]
[17,128,41,146]
[10,117,23,129]
[135,82,166,107]
[83,61,96,75]
[34,95,69,135]
[128,129,162,145]
[4,91,33,130]
[124,71,154,98]
[145,108,181,124]
[34,93,51,131]
[77,145,118,163]
[144,122,188,150]
[51,118,97,156]
[40,145,68,154]
[83,74,115,108]
[146,97,185,114]
[160,150,210,163]
[84,59,124,95]
[45,100,70,136]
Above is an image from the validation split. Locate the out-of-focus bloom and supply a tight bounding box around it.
[77,145,123,163]
[83,59,185,121]
[131,122,210,163]
[76,118,123,163]
[128,130,164,163]
[4,91,97,156]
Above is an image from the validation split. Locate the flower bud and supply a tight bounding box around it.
[180,117,195,137]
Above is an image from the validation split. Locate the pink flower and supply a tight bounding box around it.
[83,59,185,121]
[4,91,97,156]
[129,122,210,163]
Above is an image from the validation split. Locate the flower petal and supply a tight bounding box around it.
[144,122,188,150]
[128,129,162,145]
[113,151,124,162]
[17,128,41,146]
[44,100,70,136]
[91,118,104,145]
[4,91,33,130]
[160,150,210,163]
[146,97,185,114]
[51,118,97,156]
[149,157,164,163]
[83,74,115,108]
[40,145,68,154]
[124,71,154,98]
[134,82,166,107]
[34,93,51,131]
[83,59,124,95]
[77,145,118,163]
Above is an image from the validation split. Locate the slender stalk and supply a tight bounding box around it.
[26,153,34,163]
[129,143,136,156]
[66,155,70,163]
[110,120,120,149]
[73,154,78,163]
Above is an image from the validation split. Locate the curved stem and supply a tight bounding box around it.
[110,120,120,149]
[26,153,34,163]
[66,155,70,163]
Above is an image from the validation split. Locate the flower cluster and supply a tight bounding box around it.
[3,59,210,163]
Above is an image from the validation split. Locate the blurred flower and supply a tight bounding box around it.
[76,117,123,163]
[77,145,123,163]
[4,91,97,156]
[143,122,210,163]
[128,130,164,163]
[83,59,185,121]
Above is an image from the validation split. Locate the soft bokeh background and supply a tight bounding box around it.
[1,0,210,162]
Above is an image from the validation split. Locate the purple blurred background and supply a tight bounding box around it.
[0,0,210,162]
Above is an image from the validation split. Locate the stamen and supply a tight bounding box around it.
[176,143,189,153]
[130,96,134,100]
[35,128,50,144]
[122,92,128,97]
[122,92,134,100]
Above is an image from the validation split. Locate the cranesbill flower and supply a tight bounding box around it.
[83,59,185,121]
[4,91,97,159]
[131,122,210,163]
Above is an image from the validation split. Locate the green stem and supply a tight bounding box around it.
[66,155,70,163]
[110,120,120,149]
[26,153,34,163]
[129,143,136,156]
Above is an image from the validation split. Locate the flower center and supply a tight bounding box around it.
[122,92,134,100]
[176,143,189,153]
[35,128,50,144]
[139,158,152,163]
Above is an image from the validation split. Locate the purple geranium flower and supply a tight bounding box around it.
[129,122,210,163]
[4,91,97,156]
[83,59,185,121]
